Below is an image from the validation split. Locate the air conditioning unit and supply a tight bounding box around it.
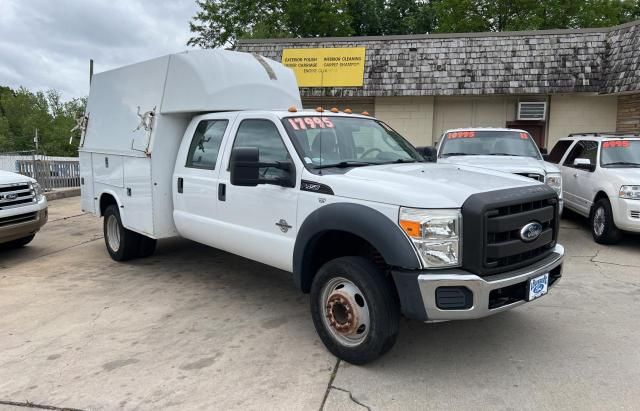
[518,102,547,121]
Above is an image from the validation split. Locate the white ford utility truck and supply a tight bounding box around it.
[546,132,640,244]
[422,128,563,214]
[80,50,564,364]
[0,170,47,248]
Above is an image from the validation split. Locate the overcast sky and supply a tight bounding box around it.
[0,0,199,100]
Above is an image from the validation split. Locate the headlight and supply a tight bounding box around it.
[546,173,562,198]
[31,182,44,201]
[619,185,640,200]
[399,208,461,268]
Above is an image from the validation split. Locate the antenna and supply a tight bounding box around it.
[319,70,324,174]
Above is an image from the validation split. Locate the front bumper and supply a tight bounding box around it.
[612,198,640,233]
[0,201,48,244]
[392,244,564,321]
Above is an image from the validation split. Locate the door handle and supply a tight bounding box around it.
[218,183,226,201]
[177,177,183,193]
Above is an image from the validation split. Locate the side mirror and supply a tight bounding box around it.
[230,147,260,186]
[540,147,548,155]
[542,153,550,161]
[573,158,595,171]
[416,146,437,162]
[229,147,296,187]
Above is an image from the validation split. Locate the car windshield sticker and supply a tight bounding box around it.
[288,117,334,130]
[602,140,630,149]
[447,131,476,139]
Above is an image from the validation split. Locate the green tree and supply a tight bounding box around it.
[0,86,86,156]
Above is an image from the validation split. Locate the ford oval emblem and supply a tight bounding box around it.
[532,281,545,294]
[4,193,18,200]
[520,222,543,242]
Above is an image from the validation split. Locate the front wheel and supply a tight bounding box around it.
[590,198,622,244]
[2,234,35,250]
[310,256,400,365]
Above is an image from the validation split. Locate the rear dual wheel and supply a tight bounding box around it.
[103,205,156,261]
[310,256,400,365]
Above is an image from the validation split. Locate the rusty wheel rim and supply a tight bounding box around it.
[320,277,370,347]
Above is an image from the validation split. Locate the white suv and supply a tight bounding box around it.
[547,132,640,243]
[424,128,563,212]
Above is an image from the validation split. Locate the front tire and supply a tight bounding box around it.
[590,198,622,244]
[310,256,400,365]
[2,234,35,250]
[103,205,140,261]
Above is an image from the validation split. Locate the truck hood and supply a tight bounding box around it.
[315,163,541,208]
[0,170,33,185]
[601,167,640,183]
[439,155,560,175]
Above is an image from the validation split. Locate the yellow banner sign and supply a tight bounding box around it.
[282,47,366,87]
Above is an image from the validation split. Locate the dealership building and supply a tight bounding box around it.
[237,20,639,149]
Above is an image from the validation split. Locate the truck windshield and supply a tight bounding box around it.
[600,140,640,168]
[439,130,541,159]
[281,116,423,168]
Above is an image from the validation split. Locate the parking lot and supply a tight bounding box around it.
[1,196,639,410]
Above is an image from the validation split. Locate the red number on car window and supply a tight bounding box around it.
[288,119,299,130]
[603,140,630,149]
[322,118,334,128]
[304,118,316,128]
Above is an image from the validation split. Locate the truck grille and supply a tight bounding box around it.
[0,183,36,210]
[461,185,559,276]
[0,212,37,227]
[515,172,544,182]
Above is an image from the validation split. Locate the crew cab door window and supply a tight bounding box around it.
[185,120,228,169]
[547,140,573,164]
[232,119,290,180]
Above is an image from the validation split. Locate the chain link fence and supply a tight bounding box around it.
[0,150,80,191]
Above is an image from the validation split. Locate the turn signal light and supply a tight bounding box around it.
[288,106,298,112]
[399,220,421,238]
[316,106,324,112]
[344,108,352,114]
[330,107,339,113]
[361,111,370,116]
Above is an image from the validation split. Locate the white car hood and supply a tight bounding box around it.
[602,167,640,183]
[439,155,560,175]
[315,163,541,208]
[0,170,33,185]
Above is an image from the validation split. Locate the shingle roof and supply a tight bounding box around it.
[236,20,640,97]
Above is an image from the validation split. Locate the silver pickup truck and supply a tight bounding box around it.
[0,170,48,248]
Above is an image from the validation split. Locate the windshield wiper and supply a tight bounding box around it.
[487,153,519,156]
[443,153,472,157]
[603,161,640,167]
[378,158,419,165]
[314,160,373,169]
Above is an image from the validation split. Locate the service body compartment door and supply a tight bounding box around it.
[122,157,154,236]
[79,151,95,213]
[93,154,124,187]
[172,113,236,244]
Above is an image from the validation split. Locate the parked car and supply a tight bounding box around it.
[0,170,48,248]
[419,128,563,213]
[546,132,640,243]
[80,50,564,364]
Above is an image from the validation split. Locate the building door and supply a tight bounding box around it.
[506,121,546,148]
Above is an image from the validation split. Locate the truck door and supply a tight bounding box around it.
[561,140,598,215]
[172,113,235,244]
[214,114,300,272]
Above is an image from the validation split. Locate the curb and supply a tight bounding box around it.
[45,188,81,201]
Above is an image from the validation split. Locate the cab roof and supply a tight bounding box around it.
[443,127,529,134]
[565,132,640,139]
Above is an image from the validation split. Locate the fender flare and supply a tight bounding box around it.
[293,202,421,292]
[97,190,123,216]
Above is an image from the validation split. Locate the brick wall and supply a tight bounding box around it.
[617,94,640,132]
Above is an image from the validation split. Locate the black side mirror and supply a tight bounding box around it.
[416,146,437,162]
[230,147,296,187]
[540,147,548,155]
[542,153,550,161]
[230,147,260,186]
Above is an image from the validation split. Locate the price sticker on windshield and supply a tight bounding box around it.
[288,117,334,130]
[519,132,530,139]
[447,131,476,139]
[603,140,630,149]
